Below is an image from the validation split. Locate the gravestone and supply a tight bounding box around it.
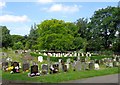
[31,65,38,74]
[94,63,100,70]
[89,61,94,70]
[41,64,48,74]
[58,59,62,71]
[11,62,20,73]
[28,65,40,77]
[23,63,29,71]
[109,62,113,67]
[116,57,119,62]
[38,56,43,62]
[6,57,12,62]
[2,62,8,71]
[71,60,76,71]
[75,61,81,71]
[81,57,85,62]
[77,56,80,61]
[65,64,69,70]
[63,64,67,72]
[113,61,119,67]
[66,58,71,64]
[50,64,59,74]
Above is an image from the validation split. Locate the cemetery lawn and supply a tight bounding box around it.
[2,67,119,83]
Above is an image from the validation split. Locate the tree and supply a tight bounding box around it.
[37,19,85,51]
[0,26,12,48]
[27,23,39,50]
[88,6,120,51]
[75,18,89,39]
[13,41,24,50]
[11,35,24,47]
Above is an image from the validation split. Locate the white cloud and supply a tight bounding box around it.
[0,15,30,23]
[46,4,81,13]
[0,1,6,9]
[38,0,54,4]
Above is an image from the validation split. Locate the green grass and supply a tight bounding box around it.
[2,67,119,83]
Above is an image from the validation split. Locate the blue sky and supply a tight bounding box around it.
[0,0,119,36]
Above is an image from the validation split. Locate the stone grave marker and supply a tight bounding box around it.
[23,63,30,71]
[75,61,81,71]
[38,56,43,62]
[11,62,20,73]
[66,58,71,64]
[58,59,62,71]
[109,60,113,67]
[77,56,80,61]
[94,63,100,70]
[41,64,48,74]
[31,65,38,74]
[65,63,69,70]
[71,60,76,71]
[6,57,12,62]
[2,62,8,71]
[63,64,67,72]
[50,63,59,74]
[89,60,94,70]
[28,65,40,77]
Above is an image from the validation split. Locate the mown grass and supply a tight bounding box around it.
[2,67,119,83]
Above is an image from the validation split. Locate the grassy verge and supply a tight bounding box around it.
[2,67,119,83]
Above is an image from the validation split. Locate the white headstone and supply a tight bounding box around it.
[44,53,47,56]
[67,58,71,64]
[94,63,100,70]
[56,53,59,57]
[82,53,84,56]
[38,56,43,62]
[109,62,113,67]
[65,64,69,69]
[48,53,52,56]
[74,53,77,57]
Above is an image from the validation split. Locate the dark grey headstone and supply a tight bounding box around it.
[31,65,38,74]
[23,63,29,71]
[89,62,94,70]
[41,64,48,74]
[2,62,8,67]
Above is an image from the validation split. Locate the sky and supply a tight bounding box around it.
[0,0,119,36]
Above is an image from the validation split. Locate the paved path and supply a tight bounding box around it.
[62,74,120,83]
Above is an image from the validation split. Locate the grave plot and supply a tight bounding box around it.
[38,56,43,62]
[89,60,94,70]
[50,64,59,74]
[22,63,30,72]
[2,62,8,71]
[28,65,40,77]
[10,62,20,73]
[41,64,48,75]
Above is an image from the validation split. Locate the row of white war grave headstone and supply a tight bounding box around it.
[42,52,92,57]
[2,56,120,77]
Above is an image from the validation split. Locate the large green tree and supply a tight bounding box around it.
[27,23,39,50]
[87,6,120,51]
[37,19,85,51]
[0,26,12,48]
